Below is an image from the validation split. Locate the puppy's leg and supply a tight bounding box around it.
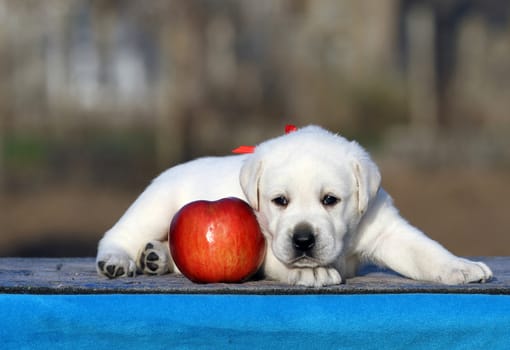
[369,227,492,284]
[97,180,178,278]
[357,190,493,284]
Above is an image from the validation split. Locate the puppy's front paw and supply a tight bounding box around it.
[288,267,342,287]
[97,252,137,278]
[440,259,493,284]
[137,240,172,275]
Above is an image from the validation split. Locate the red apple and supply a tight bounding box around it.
[169,197,266,283]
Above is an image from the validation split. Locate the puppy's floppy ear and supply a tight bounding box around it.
[351,142,381,216]
[240,155,263,211]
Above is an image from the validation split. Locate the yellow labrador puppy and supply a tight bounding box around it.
[96,126,492,286]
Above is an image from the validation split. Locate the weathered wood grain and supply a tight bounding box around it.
[0,257,509,294]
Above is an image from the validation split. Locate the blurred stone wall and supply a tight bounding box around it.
[1,0,510,257]
[0,0,509,187]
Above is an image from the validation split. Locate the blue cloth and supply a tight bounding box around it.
[1,294,509,349]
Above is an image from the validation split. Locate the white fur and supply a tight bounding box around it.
[96,126,493,286]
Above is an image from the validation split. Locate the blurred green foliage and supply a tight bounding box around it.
[2,129,159,191]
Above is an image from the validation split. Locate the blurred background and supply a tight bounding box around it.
[0,0,509,258]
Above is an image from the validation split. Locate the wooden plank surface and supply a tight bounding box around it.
[0,257,509,295]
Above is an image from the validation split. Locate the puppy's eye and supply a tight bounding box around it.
[272,196,289,207]
[322,195,339,206]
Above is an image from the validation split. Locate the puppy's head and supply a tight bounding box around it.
[240,126,380,268]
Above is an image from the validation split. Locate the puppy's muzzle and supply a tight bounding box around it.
[292,222,315,253]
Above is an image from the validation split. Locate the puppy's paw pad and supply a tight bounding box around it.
[96,254,136,278]
[137,240,170,275]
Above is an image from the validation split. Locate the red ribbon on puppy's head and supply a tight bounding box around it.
[232,124,298,154]
[284,124,298,134]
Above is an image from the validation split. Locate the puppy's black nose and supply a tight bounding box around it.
[292,223,315,252]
